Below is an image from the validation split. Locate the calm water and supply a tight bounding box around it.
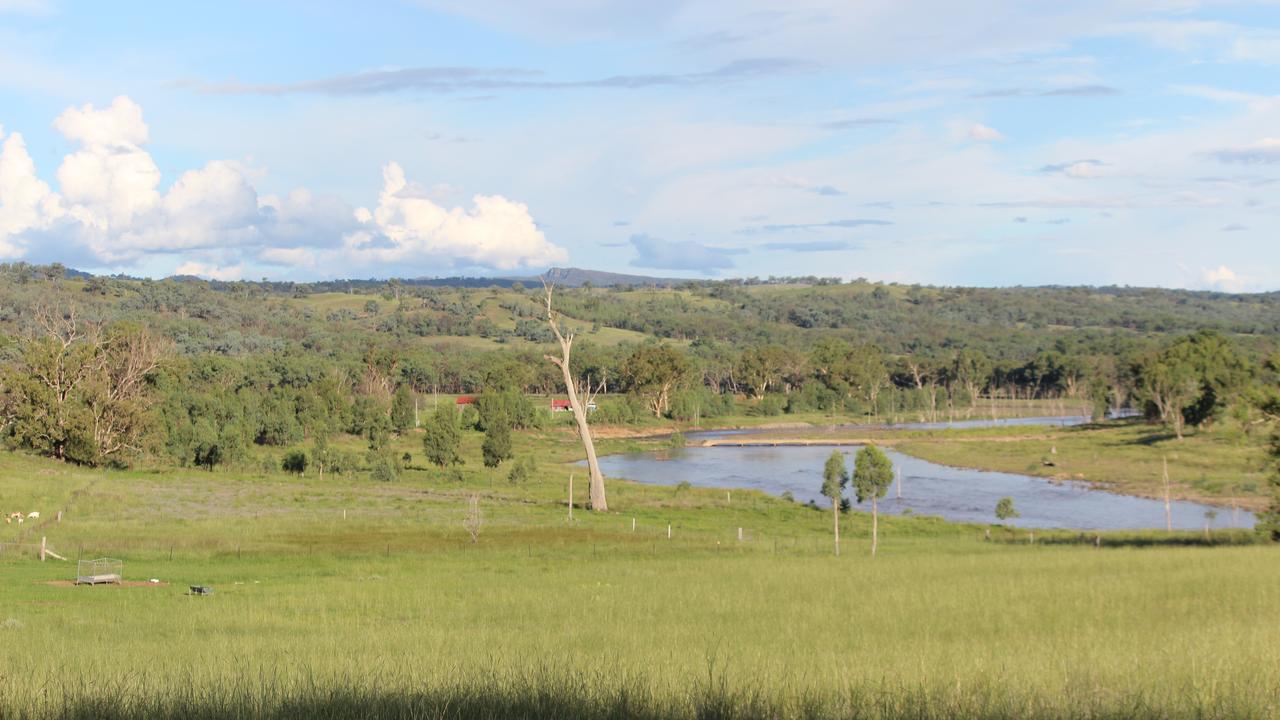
[593,439,1254,531]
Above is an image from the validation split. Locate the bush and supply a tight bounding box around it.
[507,456,536,484]
[748,394,785,417]
[368,450,400,482]
[281,450,308,474]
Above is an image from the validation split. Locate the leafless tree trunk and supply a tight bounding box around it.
[833,497,840,556]
[871,495,879,557]
[543,282,607,511]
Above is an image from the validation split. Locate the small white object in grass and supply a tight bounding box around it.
[150,578,160,583]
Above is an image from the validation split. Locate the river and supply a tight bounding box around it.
[591,416,1255,531]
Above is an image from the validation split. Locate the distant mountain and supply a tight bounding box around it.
[534,267,683,288]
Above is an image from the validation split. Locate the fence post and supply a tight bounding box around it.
[40,536,46,562]
[737,527,743,542]
[667,524,671,540]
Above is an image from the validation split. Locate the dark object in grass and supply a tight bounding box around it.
[188,585,214,596]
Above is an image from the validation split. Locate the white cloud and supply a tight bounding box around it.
[968,123,1004,141]
[174,261,245,281]
[346,161,567,271]
[1200,264,1246,292]
[0,97,564,274]
[0,125,63,257]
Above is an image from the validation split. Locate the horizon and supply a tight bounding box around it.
[2,2,1279,291]
[17,262,1280,295]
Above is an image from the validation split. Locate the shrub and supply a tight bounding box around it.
[281,450,308,474]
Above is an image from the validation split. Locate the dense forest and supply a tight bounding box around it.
[0,261,1277,535]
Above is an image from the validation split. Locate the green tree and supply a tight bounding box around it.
[390,385,415,433]
[620,344,689,417]
[821,450,848,555]
[853,444,894,557]
[422,404,462,467]
[995,496,1019,522]
[1134,331,1246,440]
[481,415,513,468]
[1259,354,1280,541]
[310,433,332,480]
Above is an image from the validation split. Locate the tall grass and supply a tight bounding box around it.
[3,543,1278,718]
[1,436,1277,719]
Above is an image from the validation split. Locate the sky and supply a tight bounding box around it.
[1,1,1279,290]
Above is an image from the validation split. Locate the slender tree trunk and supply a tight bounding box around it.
[871,495,879,558]
[833,498,840,556]
[560,359,607,511]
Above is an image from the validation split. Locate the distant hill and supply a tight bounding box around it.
[534,267,683,288]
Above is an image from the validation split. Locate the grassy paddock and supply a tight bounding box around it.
[3,541,1279,719]
[1,427,1278,719]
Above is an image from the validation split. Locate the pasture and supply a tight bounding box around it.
[1,442,1277,719]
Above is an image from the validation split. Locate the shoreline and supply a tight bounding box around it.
[590,424,1267,514]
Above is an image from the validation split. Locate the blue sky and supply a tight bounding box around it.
[1,0,1278,290]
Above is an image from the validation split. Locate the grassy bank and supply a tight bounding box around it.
[892,418,1271,510]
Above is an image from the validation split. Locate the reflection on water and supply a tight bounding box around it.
[593,442,1254,531]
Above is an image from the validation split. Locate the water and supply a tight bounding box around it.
[592,441,1254,531]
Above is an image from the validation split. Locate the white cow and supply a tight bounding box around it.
[26,511,39,520]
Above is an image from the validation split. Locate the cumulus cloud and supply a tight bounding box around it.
[0,124,63,257]
[1201,264,1246,292]
[0,97,565,274]
[343,162,567,271]
[968,123,1004,141]
[174,261,245,281]
[628,233,742,272]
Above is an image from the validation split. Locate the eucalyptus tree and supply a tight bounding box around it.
[853,445,895,557]
[821,450,848,556]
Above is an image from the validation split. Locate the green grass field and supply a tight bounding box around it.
[2,422,1278,719]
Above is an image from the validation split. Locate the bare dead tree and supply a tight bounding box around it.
[543,280,607,511]
[88,325,169,458]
